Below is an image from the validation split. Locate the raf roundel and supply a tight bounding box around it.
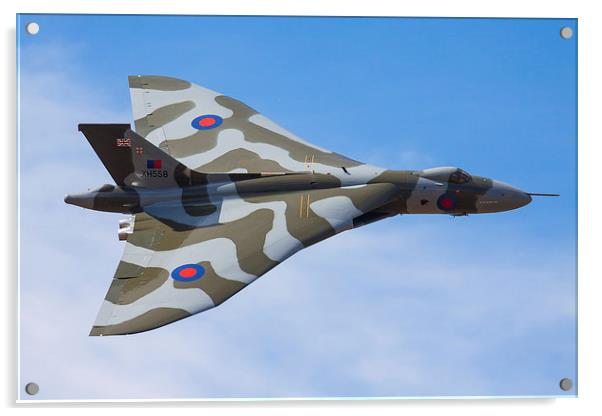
[171,264,205,282]
[437,193,457,211]
[191,114,223,130]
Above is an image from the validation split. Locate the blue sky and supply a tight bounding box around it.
[17,15,577,400]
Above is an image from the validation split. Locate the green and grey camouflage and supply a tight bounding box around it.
[65,75,540,336]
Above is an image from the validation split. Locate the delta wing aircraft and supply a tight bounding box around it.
[65,75,556,336]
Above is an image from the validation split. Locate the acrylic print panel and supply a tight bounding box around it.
[17,14,577,400]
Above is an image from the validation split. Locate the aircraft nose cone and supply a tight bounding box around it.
[478,180,532,213]
[515,191,532,208]
[495,180,532,210]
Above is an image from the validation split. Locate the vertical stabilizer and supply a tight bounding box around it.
[78,124,185,188]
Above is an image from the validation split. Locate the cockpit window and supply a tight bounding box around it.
[449,169,472,184]
[420,167,473,184]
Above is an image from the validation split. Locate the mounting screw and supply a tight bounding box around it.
[559,378,573,391]
[25,382,39,395]
[25,22,40,35]
[560,27,573,40]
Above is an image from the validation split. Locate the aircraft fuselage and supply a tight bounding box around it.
[65,167,532,217]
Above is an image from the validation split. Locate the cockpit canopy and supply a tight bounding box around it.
[419,167,472,184]
[449,169,472,184]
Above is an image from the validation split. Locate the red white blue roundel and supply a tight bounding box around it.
[191,114,223,130]
[171,264,205,282]
[437,193,457,211]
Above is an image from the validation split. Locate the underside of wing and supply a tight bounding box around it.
[129,75,362,174]
[91,183,400,336]
[89,211,276,336]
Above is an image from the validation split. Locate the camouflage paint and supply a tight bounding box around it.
[66,76,532,336]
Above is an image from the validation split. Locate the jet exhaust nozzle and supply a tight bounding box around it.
[118,216,135,241]
[64,192,96,210]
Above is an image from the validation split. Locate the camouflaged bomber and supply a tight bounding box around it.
[65,75,553,336]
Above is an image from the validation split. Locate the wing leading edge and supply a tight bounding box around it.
[128,75,363,174]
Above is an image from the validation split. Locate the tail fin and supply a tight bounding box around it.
[78,124,192,188]
[78,124,134,186]
[78,124,272,188]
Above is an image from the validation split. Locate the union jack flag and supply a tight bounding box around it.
[116,138,131,147]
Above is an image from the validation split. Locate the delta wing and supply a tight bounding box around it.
[90,182,399,335]
[129,75,368,175]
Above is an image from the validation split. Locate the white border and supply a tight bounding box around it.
[3,0,600,414]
